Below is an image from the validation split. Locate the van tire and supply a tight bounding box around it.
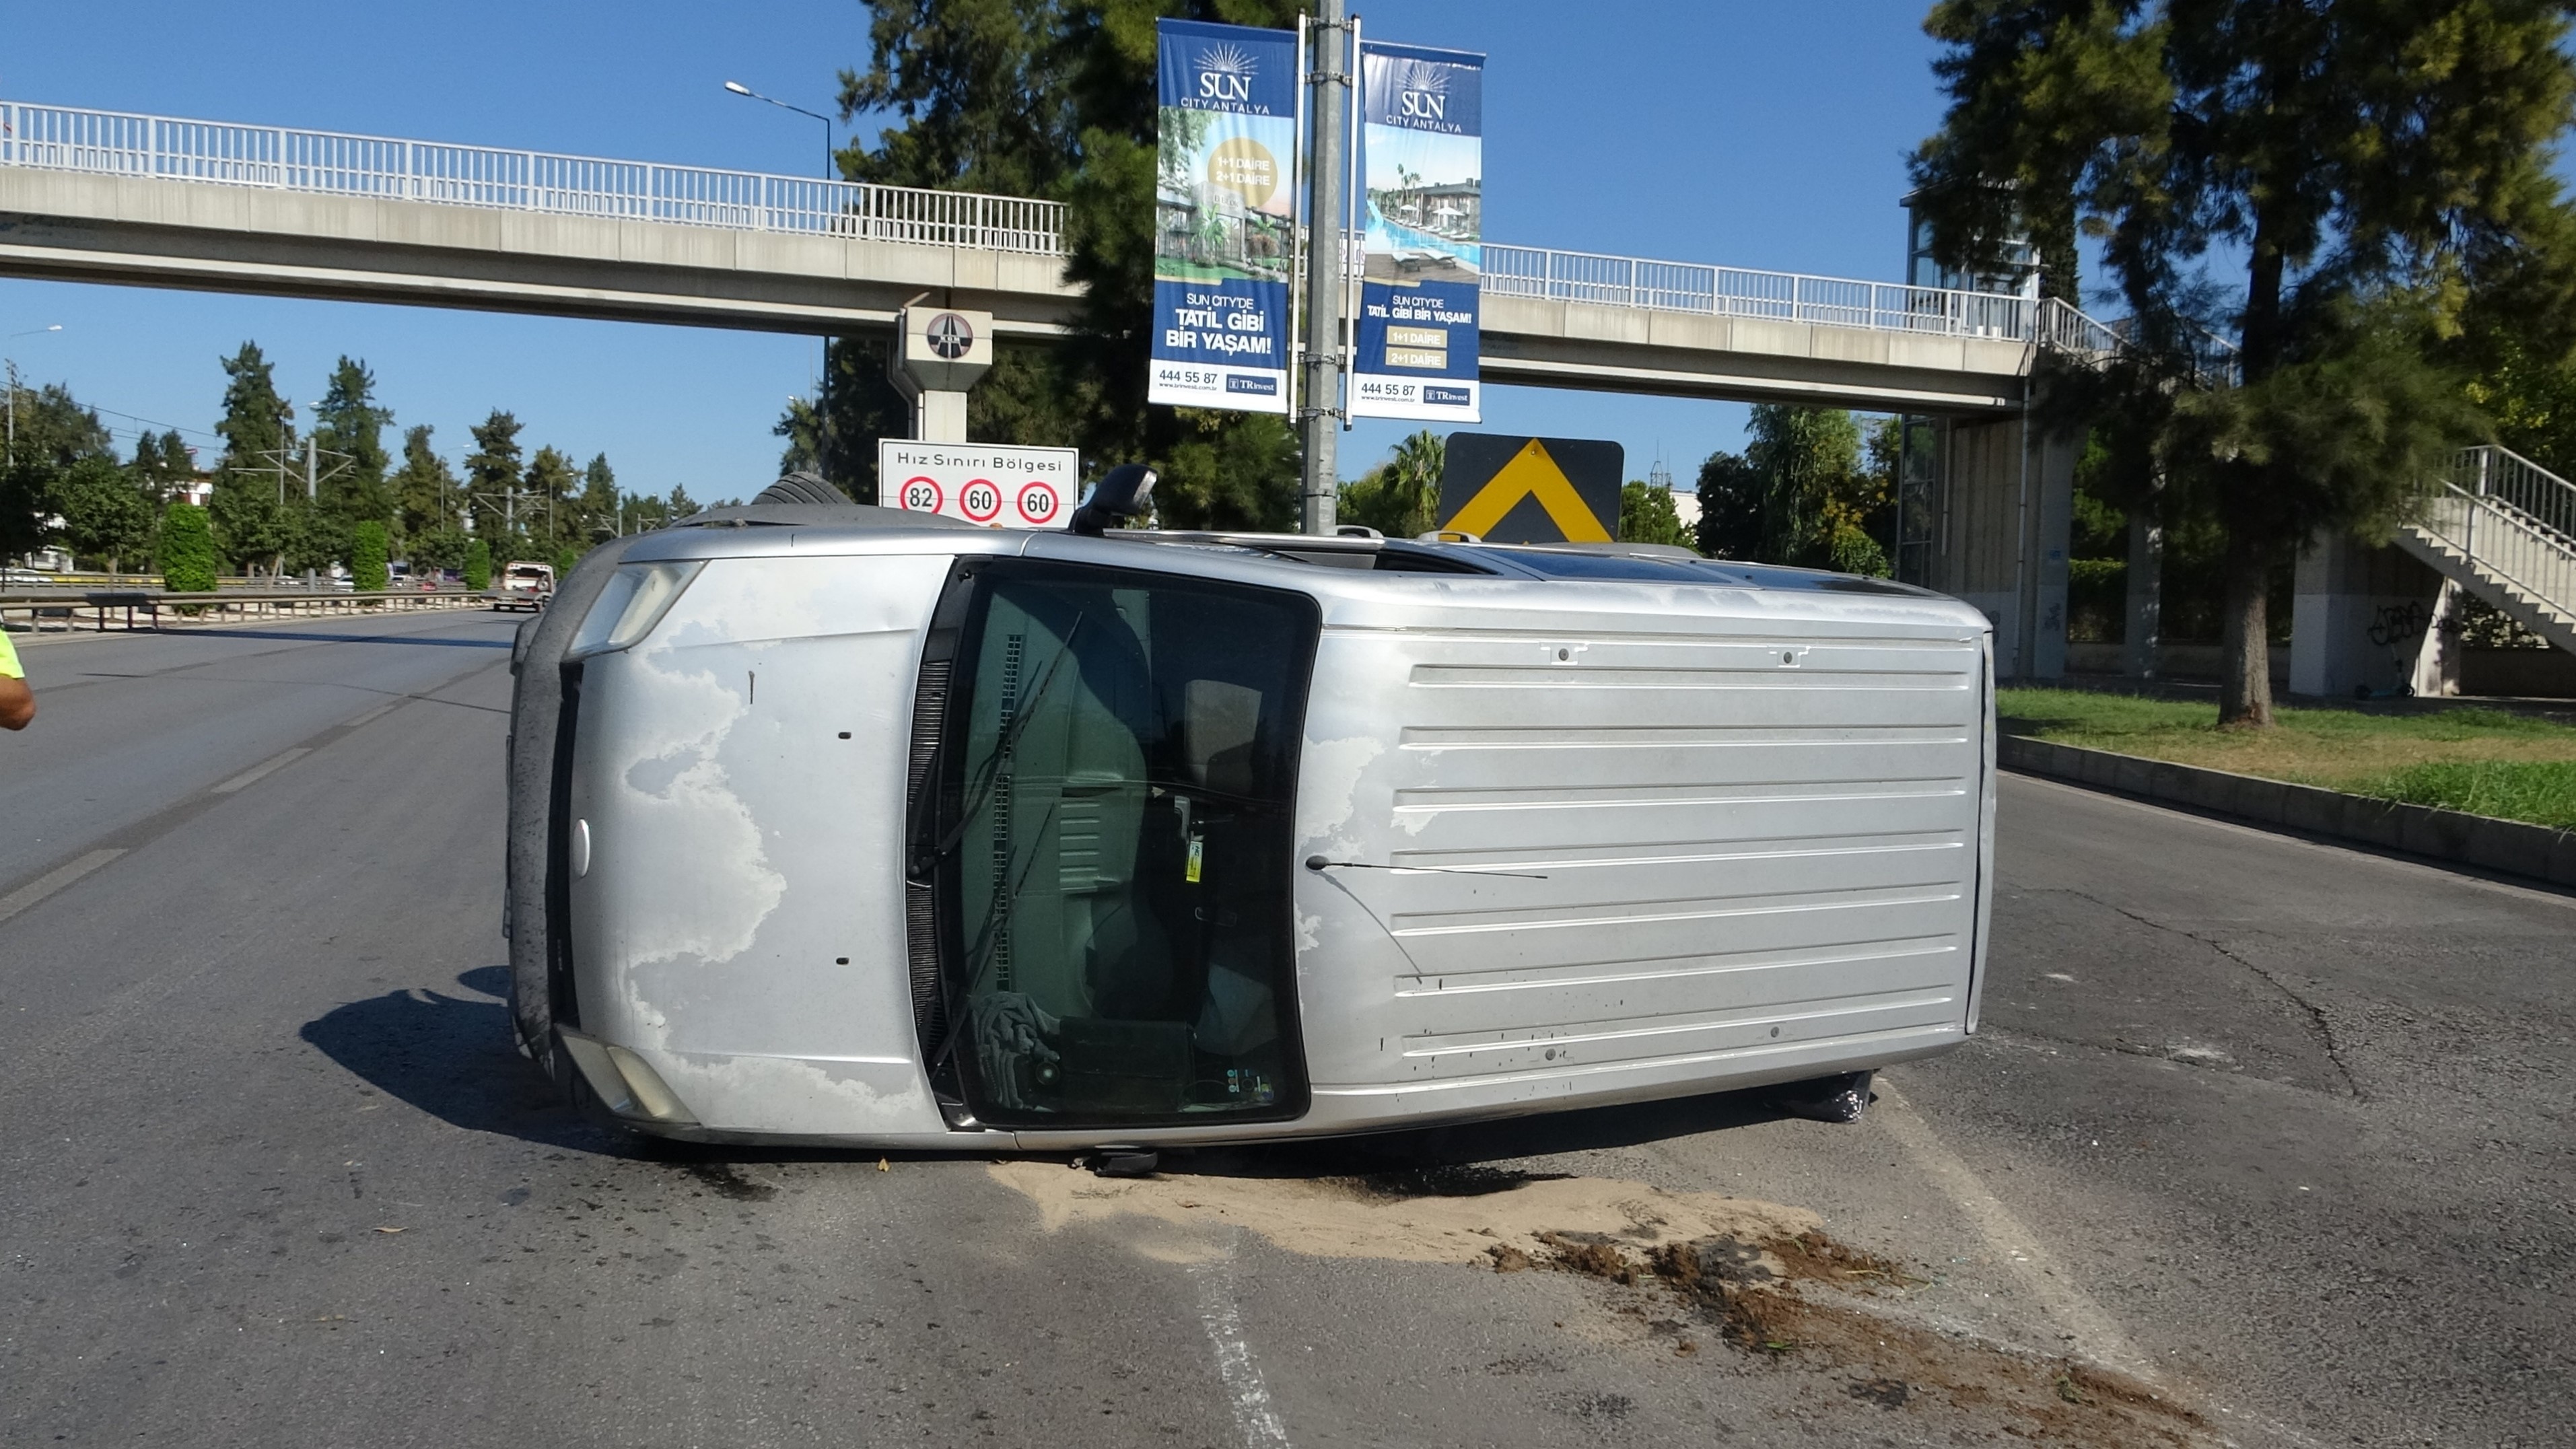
[1770,1070,1874,1124]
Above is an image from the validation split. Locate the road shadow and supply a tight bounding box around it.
[300,966,1830,1174]
[298,964,612,1152]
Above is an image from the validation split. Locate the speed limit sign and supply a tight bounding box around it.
[1015,479,1060,526]
[878,441,1078,530]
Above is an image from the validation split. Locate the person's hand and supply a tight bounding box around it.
[0,675,32,730]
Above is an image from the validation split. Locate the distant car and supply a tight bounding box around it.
[491,562,555,612]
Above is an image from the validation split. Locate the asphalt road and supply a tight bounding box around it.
[1,612,2568,1448]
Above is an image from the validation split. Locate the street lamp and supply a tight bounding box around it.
[727,82,844,492]
[723,80,835,180]
[5,324,65,468]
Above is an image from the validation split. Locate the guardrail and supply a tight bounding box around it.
[2,588,495,634]
[0,99,1066,254]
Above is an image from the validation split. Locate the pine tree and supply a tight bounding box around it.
[577,453,619,540]
[464,410,524,540]
[525,446,579,552]
[209,343,295,575]
[313,357,395,532]
[390,424,460,538]
[1912,0,2575,724]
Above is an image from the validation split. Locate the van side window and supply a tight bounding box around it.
[932,561,1319,1126]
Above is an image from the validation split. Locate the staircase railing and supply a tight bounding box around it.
[2410,445,2576,632]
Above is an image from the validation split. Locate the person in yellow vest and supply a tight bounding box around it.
[0,628,34,730]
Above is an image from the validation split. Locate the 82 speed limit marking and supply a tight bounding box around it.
[878,441,1079,530]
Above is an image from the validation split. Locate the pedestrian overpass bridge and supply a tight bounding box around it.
[0,98,2145,684]
[0,100,2110,415]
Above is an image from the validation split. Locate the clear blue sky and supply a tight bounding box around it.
[0,1,1949,499]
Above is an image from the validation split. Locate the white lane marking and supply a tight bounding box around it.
[1871,1075,2157,1382]
[1193,1249,1292,1449]
[211,747,311,794]
[343,701,401,730]
[0,849,127,925]
[2004,771,2576,913]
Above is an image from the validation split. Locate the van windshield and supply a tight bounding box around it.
[934,561,1317,1127]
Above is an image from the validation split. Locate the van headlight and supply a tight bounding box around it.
[567,561,703,660]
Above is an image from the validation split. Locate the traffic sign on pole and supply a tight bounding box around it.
[878,441,1080,529]
[1438,434,1624,543]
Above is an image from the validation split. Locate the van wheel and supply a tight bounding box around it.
[1770,1070,1874,1124]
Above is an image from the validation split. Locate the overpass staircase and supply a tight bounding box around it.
[2396,444,2576,658]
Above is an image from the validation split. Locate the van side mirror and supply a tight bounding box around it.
[1072,464,1157,536]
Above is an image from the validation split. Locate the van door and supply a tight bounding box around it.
[916,560,1321,1128]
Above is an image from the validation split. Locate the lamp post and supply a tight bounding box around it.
[722,81,835,180]
[5,324,64,468]
[727,81,840,491]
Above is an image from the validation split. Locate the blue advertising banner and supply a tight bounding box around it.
[1150,19,1298,415]
[1350,41,1484,423]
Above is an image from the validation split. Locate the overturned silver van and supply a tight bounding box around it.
[504,478,1995,1150]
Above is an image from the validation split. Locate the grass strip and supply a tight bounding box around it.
[1997,688,2576,830]
[2344,761,2576,830]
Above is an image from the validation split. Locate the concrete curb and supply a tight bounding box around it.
[1998,735,2576,890]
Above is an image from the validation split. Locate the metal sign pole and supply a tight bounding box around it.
[1298,0,1349,535]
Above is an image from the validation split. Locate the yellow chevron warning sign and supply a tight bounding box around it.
[1438,434,1624,544]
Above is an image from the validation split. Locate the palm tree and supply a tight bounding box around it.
[1387,429,1444,535]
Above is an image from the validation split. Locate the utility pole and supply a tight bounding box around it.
[1299,0,1351,536]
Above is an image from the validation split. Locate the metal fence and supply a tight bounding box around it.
[1481,243,2058,343]
[0,100,1066,254]
[2,588,491,635]
[2412,446,2576,635]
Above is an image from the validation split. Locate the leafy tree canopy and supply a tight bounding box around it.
[799,0,1303,527]
[1619,480,1696,550]
[1912,0,2576,723]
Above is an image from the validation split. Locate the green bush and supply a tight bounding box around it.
[554,544,581,576]
[160,503,219,594]
[350,521,390,593]
[462,538,493,591]
[1619,481,1698,550]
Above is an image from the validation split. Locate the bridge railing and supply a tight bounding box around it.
[1481,243,2047,342]
[0,100,1068,254]
[6,98,2133,347]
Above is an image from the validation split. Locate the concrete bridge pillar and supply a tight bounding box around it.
[2289,534,2454,698]
[1918,409,2078,681]
[889,306,993,444]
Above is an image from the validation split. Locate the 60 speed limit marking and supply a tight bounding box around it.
[1016,480,1061,526]
[958,478,1004,523]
